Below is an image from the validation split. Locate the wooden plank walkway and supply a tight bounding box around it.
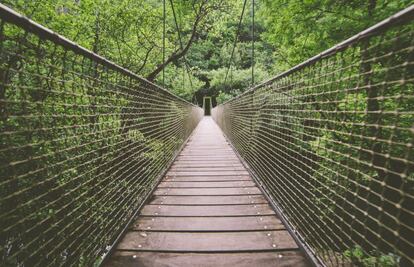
[106,117,309,267]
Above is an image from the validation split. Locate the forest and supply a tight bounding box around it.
[0,0,413,266]
[3,0,411,104]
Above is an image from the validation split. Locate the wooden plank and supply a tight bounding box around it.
[176,157,239,160]
[168,170,249,175]
[173,161,241,165]
[174,158,240,162]
[171,163,244,168]
[106,251,309,267]
[175,155,237,157]
[164,176,251,181]
[148,195,268,205]
[172,162,242,165]
[177,152,237,155]
[158,181,256,188]
[179,155,236,157]
[167,171,250,176]
[117,231,298,252]
[154,187,262,196]
[179,153,235,155]
[182,148,232,149]
[169,166,246,171]
[140,204,275,216]
[168,170,247,174]
[107,117,309,266]
[169,168,246,173]
[132,216,284,231]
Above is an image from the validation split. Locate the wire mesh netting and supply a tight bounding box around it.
[0,5,203,266]
[213,7,414,267]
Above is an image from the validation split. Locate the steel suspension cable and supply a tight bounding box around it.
[169,0,194,90]
[224,0,248,86]
[163,0,166,87]
[251,0,255,86]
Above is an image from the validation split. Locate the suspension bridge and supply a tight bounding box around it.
[0,3,413,267]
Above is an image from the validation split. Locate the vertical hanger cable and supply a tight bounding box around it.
[251,0,255,86]
[162,0,166,87]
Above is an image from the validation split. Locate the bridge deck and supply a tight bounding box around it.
[106,117,309,267]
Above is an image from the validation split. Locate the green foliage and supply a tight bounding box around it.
[0,10,203,264]
[208,66,269,95]
[127,129,146,143]
[344,246,399,267]
[3,0,234,101]
[5,0,412,102]
[1,1,413,265]
[216,91,235,104]
[163,64,204,100]
[259,0,413,71]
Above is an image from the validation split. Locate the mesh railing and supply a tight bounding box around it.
[0,4,203,266]
[213,6,414,267]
